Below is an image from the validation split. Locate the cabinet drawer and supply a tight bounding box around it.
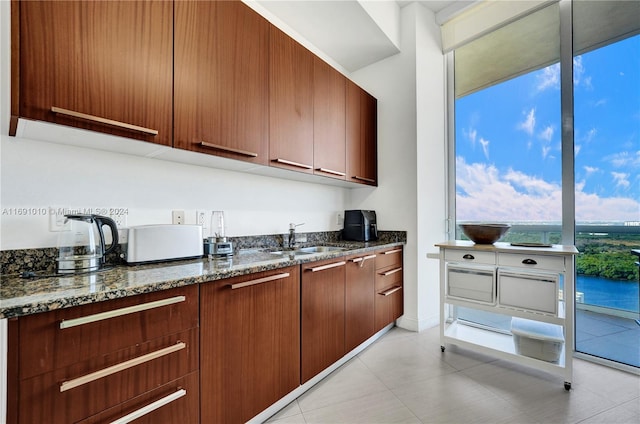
[18,285,198,379]
[375,247,403,270]
[19,328,198,424]
[498,253,565,271]
[446,264,495,304]
[78,371,199,424]
[498,270,559,315]
[375,284,403,331]
[445,249,495,265]
[375,264,403,291]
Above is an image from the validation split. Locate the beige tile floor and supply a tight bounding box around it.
[266,326,640,424]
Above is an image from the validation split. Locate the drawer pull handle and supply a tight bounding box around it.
[200,141,258,157]
[352,175,376,183]
[522,259,538,265]
[51,106,158,135]
[462,254,475,260]
[273,158,313,170]
[379,286,402,296]
[110,388,187,424]
[230,272,290,289]
[59,296,186,329]
[351,254,377,267]
[316,167,346,177]
[60,342,186,392]
[380,267,402,276]
[382,248,402,255]
[308,261,346,272]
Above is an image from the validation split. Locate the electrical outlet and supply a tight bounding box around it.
[49,206,67,232]
[110,214,127,228]
[196,210,207,229]
[336,212,344,227]
[172,210,185,225]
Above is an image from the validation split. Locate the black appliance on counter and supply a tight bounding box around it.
[343,210,378,242]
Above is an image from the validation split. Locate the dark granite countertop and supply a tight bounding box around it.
[0,240,404,319]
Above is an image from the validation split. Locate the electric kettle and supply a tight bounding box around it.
[56,214,119,274]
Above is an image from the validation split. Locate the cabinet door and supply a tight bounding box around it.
[313,57,346,179]
[174,1,269,164]
[301,258,347,383]
[345,253,376,352]
[200,267,300,423]
[375,247,403,331]
[346,80,378,185]
[269,26,314,174]
[17,1,173,145]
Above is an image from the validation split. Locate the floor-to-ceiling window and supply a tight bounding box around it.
[448,0,639,369]
[572,0,640,368]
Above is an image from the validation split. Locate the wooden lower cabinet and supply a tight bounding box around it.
[301,258,347,383]
[7,286,199,424]
[375,247,404,331]
[200,266,301,423]
[345,252,377,352]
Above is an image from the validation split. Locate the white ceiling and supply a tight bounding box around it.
[255,0,470,72]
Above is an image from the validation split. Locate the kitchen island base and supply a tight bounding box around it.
[436,241,578,390]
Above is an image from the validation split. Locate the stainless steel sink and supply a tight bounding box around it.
[299,246,346,253]
[269,246,346,256]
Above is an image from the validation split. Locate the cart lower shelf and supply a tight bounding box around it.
[442,320,571,390]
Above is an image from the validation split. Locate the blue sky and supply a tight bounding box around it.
[455,34,639,223]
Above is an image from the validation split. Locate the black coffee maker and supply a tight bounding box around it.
[343,210,378,242]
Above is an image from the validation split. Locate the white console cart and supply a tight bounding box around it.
[435,241,578,390]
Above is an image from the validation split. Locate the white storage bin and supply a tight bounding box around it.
[511,317,564,363]
[447,264,495,304]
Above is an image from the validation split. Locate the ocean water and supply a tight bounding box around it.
[577,275,640,313]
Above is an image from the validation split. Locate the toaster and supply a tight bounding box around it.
[123,224,203,264]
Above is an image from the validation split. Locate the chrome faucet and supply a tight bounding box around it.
[288,222,305,249]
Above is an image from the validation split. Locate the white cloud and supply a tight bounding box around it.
[518,108,536,136]
[539,125,554,142]
[479,137,490,159]
[455,157,640,222]
[584,128,597,143]
[611,172,630,188]
[536,63,560,91]
[605,151,640,168]
[467,128,477,145]
[583,165,599,176]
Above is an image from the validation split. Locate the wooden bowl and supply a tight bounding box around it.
[459,223,511,244]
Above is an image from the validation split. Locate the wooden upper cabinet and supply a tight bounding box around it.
[174,0,269,164]
[16,1,173,145]
[269,26,314,174]
[346,80,378,186]
[313,58,346,180]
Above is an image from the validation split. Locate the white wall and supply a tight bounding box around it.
[350,2,446,331]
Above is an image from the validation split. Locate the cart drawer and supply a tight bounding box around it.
[447,264,495,304]
[498,253,565,272]
[445,249,495,265]
[498,270,559,315]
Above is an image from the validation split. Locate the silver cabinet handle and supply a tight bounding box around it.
[273,158,313,170]
[350,254,377,267]
[110,388,187,424]
[59,296,186,329]
[60,342,186,392]
[316,168,346,177]
[379,286,402,296]
[230,272,290,289]
[352,176,376,183]
[51,106,158,135]
[200,141,258,157]
[379,267,402,276]
[307,261,346,272]
[382,248,402,255]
